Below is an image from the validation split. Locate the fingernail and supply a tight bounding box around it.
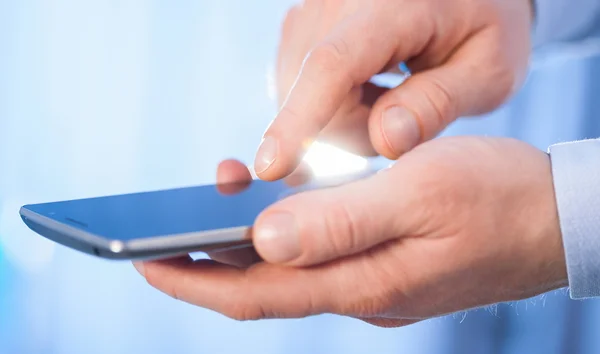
[254,212,300,263]
[133,262,145,277]
[382,106,420,156]
[254,136,278,174]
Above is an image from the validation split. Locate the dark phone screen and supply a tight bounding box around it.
[23,180,292,240]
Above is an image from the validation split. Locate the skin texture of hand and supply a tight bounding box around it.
[134,137,567,327]
[255,0,533,181]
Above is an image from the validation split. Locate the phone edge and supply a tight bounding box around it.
[19,207,253,261]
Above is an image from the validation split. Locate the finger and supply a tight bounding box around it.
[254,15,397,181]
[252,167,412,266]
[207,246,263,268]
[276,5,299,79]
[137,251,391,320]
[277,5,305,107]
[217,159,252,183]
[133,256,193,277]
[369,29,521,159]
[216,159,253,195]
[216,159,310,196]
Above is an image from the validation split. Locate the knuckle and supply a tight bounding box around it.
[303,288,322,315]
[340,296,389,318]
[474,36,523,111]
[143,266,159,288]
[225,298,266,321]
[286,4,301,18]
[323,202,362,255]
[305,39,350,78]
[222,271,271,321]
[419,76,456,127]
[489,62,519,104]
[282,5,300,29]
[360,318,407,328]
[144,267,181,301]
[327,266,395,317]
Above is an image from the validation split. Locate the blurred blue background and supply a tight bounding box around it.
[1,1,600,353]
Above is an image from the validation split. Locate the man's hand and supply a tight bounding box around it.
[255,0,533,180]
[134,137,567,327]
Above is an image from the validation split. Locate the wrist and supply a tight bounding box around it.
[539,152,569,291]
[523,150,568,294]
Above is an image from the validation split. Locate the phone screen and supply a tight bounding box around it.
[22,180,293,241]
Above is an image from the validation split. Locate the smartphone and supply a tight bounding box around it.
[19,170,373,261]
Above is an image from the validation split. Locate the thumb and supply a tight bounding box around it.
[252,169,410,266]
[369,31,524,159]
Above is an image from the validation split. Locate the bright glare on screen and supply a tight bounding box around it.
[303,142,368,178]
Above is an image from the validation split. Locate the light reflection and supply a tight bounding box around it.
[266,60,277,101]
[303,141,368,178]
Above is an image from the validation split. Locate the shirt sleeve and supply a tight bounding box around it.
[549,139,600,299]
[532,0,600,48]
